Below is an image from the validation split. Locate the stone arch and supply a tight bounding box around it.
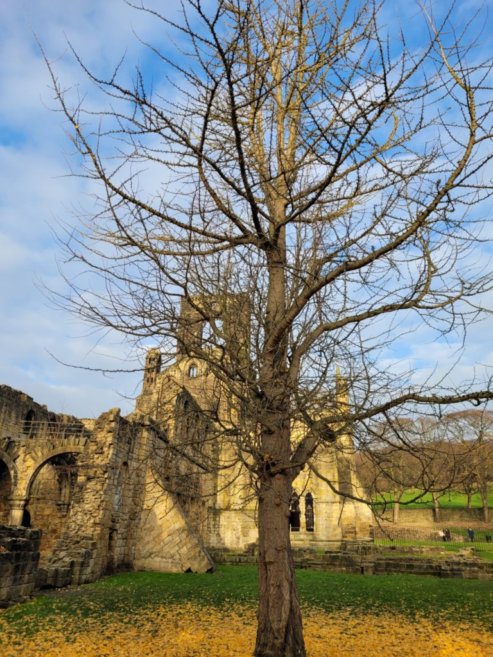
[24,443,85,498]
[174,390,196,441]
[172,390,212,504]
[25,451,81,560]
[0,449,17,490]
[26,449,82,499]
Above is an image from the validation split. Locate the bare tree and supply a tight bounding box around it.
[445,410,493,522]
[358,416,461,523]
[46,1,493,655]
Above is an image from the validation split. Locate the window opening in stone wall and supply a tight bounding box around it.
[289,491,300,531]
[53,455,78,515]
[23,410,36,435]
[305,492,314,532]
[188,364,198,378]
[202,317,226,350]
[0,460,12,524]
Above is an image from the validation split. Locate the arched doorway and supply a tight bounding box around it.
[0,459,13,524]
[26,453,78,559]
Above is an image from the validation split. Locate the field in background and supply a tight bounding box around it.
[373,488,493,509]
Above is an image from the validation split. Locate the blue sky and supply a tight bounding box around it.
[1,0,493,419]
[0,0,178,417]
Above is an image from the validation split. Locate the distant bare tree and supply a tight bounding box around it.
[445,410,493,522]
[46,1,493,655]
[358,418,424,523]
[359,416,460,522]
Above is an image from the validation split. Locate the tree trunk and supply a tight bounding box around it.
[480,484,489,523]
[432,493,440,522]
[392,499,400,523]
[255,473,306,657]
[254,229,306,656]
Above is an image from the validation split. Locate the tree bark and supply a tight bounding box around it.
[254,239,306,657]
[432,493,440,522]
[255,472,305,657]
[480,484,489,523]
[392,498,400,523]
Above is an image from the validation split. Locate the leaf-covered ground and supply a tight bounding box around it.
[1,567,492,656]
[1,604,492,657]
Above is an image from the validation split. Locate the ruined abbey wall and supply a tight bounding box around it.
[0,388,143,586]
[0,384,219,592]
[135,347,373,553]
[0,306,373,599]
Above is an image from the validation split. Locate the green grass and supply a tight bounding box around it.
[374,538,493,561]
[1,566,493,632]
[373,488,493,509]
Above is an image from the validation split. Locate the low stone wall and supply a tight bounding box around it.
[375,507,491,526]
[439,508,487,523]
[370,555,493,580]
[210,544,493,580]
[371,526,462,542]
[0,526,41,606]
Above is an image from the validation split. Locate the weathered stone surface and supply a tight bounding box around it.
[0,526,40,606]
[135,471,214,572]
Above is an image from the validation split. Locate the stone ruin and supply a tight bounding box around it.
[0,298,373,605]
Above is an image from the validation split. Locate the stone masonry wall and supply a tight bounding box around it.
[375,507,492,526]
[0,526,41,606]
[40,410,145,587]
[134,425,214,573]
[1,384,216,598]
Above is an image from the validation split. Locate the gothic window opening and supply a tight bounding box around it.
[289,491,300,531]
[26,453,78,558]
[305,492,314,532]
[202,318,225,348]
[188,364,198,378]
[23,410,36,436]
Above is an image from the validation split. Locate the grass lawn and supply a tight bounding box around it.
[1,566,493,657]
[374,537,493,561]
[1,566,492,626]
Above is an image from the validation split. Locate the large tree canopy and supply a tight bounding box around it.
[47,1,493,655]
